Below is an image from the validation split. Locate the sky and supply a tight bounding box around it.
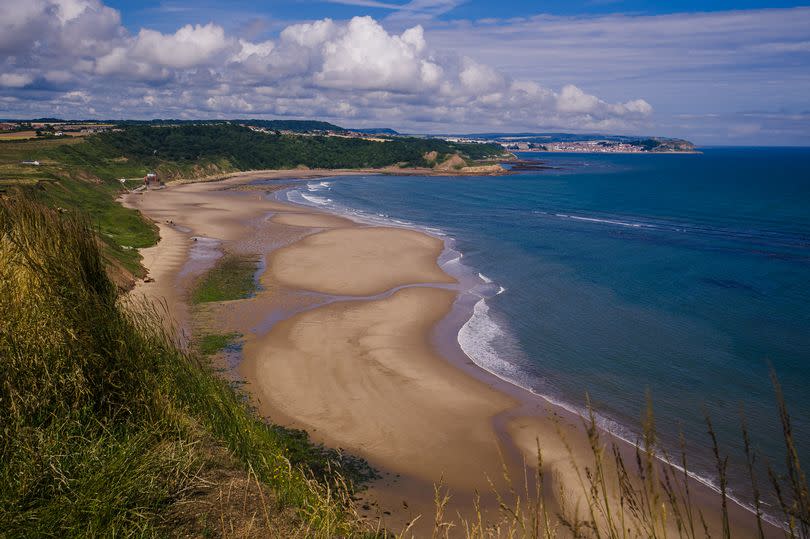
[1,1,809,145]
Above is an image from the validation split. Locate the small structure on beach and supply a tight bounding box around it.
[143,172,164,190]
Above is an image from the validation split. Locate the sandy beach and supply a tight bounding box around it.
[123,170,777,537]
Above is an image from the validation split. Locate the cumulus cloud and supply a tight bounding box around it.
[0,0,122,58]
[94,23,235,79]
[556,85,599,114]
[315,18,442,91]
[130,24,234,69]
[0,0,653,132]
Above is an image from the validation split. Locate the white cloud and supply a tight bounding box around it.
[620,99,653,116]
[280,18,338,48]
[426,8,810,121]
[0,0,121,57]
[93,22,234,77]
[316,18,439,91]
[52,0,94,23]
[0,73,34,88]
[459,58,506,95]
[131,24,234,69]
[62,90,90,103]
[0,1,655,133]
[231,39,275,63]
[0,3,50,54]
[94,47,130,75]
[556,84,599,114]
[206,95,254,112]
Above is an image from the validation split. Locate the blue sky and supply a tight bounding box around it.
[1,0,809,144]
[106,0,810,30]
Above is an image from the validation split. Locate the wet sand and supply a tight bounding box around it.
[131,221,191,333]
[123,171,776,537]
[244,287,514,485]
[268,227,456,296]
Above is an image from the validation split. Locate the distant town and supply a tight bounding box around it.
[441,136,697,153]
[504,140,666,153]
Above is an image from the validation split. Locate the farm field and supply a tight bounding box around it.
[0,131,38,140]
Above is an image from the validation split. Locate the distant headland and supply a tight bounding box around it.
[432,131,698,153]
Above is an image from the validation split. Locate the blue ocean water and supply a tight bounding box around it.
[287,147,810,503]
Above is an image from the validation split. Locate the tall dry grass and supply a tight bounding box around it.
[0,197,375,537]
[420,390,807,539]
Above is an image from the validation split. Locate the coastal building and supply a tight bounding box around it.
[143,172,164,189]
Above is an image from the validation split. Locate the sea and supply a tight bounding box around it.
[281,147,810,513]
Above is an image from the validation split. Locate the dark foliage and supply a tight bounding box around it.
[92,124,504,170]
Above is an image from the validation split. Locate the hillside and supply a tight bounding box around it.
[0,124,505,287]
[93,124,503,170]
[350,127,400,135]
[8,118,347,133]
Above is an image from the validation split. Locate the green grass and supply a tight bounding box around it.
[191,254,259,304]
[0,137,160,277]
[32,177,158,275]
[0,135,237,277]
[0,198,375,537]
[198,332,240,356]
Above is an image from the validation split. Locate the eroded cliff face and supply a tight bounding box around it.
[434,153,467,171]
